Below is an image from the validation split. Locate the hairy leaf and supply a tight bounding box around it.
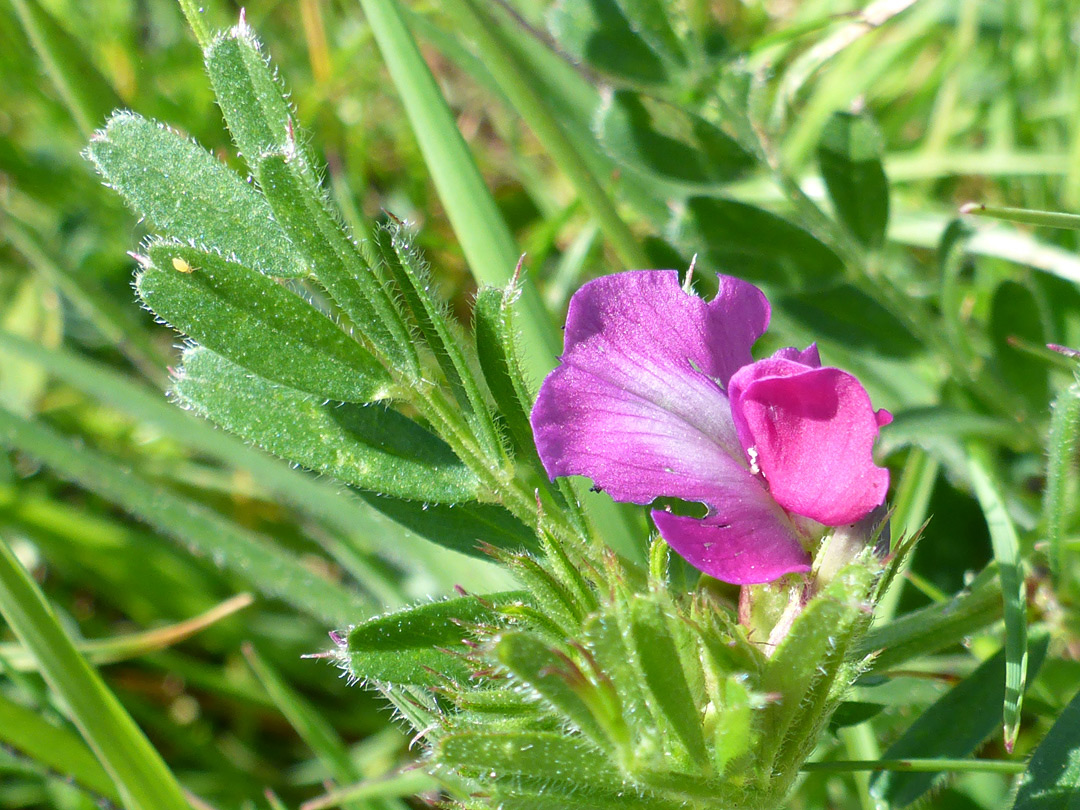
[138,242,393,403]
[174,348,478,502]
[86,112,306,278]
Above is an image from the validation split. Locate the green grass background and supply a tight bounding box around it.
[1,0,1080,808]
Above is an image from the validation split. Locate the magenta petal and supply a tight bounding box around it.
[653,506,811,585]
[531,271,769,504]
[773,344,821,367]
[728,358,890,526]
[558,270,770,390]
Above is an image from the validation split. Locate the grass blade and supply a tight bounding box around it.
[301,771,437,810]
[966,445,1029,753]
[0,593,253,672]
[869,635,1048,807]
[857,566,1002,673]
[242,643,361,787]
[0,331,429,583]
[436,0,651,272]
[1012,687,1080,810]
[0,532,191,810]
[1044,383,1080,597]
[0,404,371,626]
[0,690,120,801]
[6,0,121,136]
[961,202,1080,230]
[354,0,560,381]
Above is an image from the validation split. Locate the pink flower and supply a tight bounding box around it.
[530,271,892,584]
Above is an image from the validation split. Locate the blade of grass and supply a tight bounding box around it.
[0,404,371,626]
[0,593,254,672]
[0,531,191,810]
[961,202,1080,230]
[301,771,438,810]
[0,690,120,802]
[435,0,651,272]
[353,0,559,381]
[875,449,939,623]
[346,0,642,559]
[802,759,1025,774]
[242,643,359,786]
[2,210,168,383]
[5,0,121,136]
[966,445,1029,753]
[1044,383,1080,597]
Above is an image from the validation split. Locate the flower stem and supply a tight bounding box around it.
[802,758,1024,774]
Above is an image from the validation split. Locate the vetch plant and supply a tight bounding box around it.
[87,14,901,807]
[22,3,1068,809]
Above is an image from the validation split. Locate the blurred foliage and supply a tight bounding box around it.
[1,0,1080,808]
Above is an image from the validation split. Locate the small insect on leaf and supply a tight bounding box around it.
[172,257,196,274]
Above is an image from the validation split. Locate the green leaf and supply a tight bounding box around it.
[827,701,885,731]
[708,675,754,773]
[673,197,845,287]
[137,242,394,403]
[627,595,707,768]
[609,0,688,67]
[581,610,654,746]
[990,280,1049,414]
[472,283,540,461]
[174,347,478,503]
[871,635,1049,808]
[253,151,420,378]
[345,592,523,686]
[858,568,1003,672]
[0,404,369,627]
[1012,687,1080,810]
[817,111,890,248]
[777,283,920,357]
[242,643,359,784]
[85,111,307,278]
[548,0,670,86]
[359,494,539,558]
[437,731,625,797]
[967,447,1029,752]
[494,631,612,748]
[204,21,296,163]
[961,203,1080,231]
[370,223,501,454]
[597,91,754,188]
[0,533,191,810]
[0,690,119,801]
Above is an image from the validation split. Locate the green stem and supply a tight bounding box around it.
[176,0,212,49]
[802,758,1025,774]
[437,0,652,272]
